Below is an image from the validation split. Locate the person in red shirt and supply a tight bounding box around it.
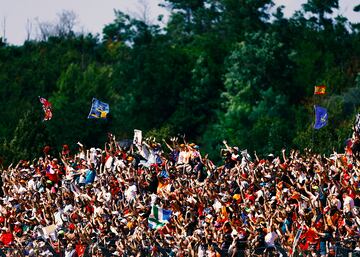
[0,228,13,246]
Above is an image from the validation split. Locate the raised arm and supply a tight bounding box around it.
[222,140,232,153]
[281,149,287,163]
[162,139,173,151]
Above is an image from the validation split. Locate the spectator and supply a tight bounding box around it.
[0,128,358,257]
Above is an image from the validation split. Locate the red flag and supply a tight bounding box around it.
[39,96,53,121]
[75,244,86,256]
[314,85,326,95]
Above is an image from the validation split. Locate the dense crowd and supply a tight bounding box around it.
[0,131,359,257]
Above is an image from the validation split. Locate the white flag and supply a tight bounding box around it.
[133,129,142,145]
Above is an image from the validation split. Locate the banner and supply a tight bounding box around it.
[88,98,109,119]
[39,96,53,121]
[41,224,57,239]
[314,105,328,129]
[148,205,172,229]
[314,85,326,95]
[133,129,142,145]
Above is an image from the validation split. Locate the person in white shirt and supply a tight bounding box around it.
[265,222,279,257]
[343,193,354,214]
[177,144,190,165]
[64,244,77,257]
[265,230,278,247]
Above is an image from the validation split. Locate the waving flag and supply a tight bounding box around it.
[355,114,360,135]
[39,96,53,121]
[314,85,326,95]
[133,129,142,145]
[314,105,328,129]
[292,226,303,255]
[88,98,109,119]
[148,206,172,229]
[160,169,169,178]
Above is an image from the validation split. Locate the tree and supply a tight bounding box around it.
[302,0,339,27]
[219,0,274,40]
[7,108,53,162]
[48,63,117,147]
[204,32,294,155]
[165,0,205,26]
[0,1,359,164]
[35,10,78,41]
[54,10,78,37]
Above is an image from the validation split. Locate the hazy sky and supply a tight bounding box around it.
[0,0,359,45]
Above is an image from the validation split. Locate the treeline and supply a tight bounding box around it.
[0,0,360,164]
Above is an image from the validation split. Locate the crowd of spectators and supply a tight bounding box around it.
[0,130,359,257]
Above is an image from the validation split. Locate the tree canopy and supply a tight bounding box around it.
[0,1,359,164]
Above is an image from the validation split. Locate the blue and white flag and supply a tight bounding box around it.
[148,206,172,229]
[314,105,328,129]
[160,169,169,178]
[88,98,109,119]
[292,226,303,255]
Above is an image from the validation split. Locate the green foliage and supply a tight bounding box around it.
[145,125,174,142]
[204,32,294,155]
[0,2,359,163]
[48,63,117,147]
[303,0,339,15]
[5,108,53,164]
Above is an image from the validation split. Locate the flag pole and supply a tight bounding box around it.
[312,94,316,151]
[313,84,327,151]
[312,113,315,150]
[312,85,317,150]
[312,85,323,150]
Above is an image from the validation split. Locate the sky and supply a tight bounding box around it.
[0,0,359,45]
